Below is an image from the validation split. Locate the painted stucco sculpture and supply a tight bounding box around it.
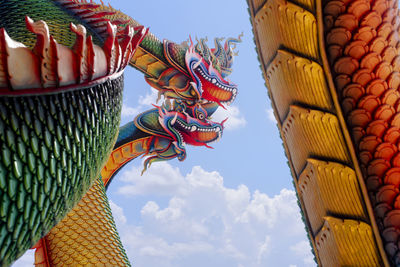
[248,0,400,266]
[0,0,240,266]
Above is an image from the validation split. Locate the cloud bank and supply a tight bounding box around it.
[113,162,315,267]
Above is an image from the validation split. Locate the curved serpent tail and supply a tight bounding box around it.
[248,0,400,266]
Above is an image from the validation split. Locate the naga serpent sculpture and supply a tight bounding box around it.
[0,0,241,266]
[248,0,400,266]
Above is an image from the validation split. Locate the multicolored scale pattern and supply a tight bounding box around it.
[324,0,400,265]
[42,176,130,266]
[0,76,123,266]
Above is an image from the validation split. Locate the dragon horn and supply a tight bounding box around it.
[171,112,178,125]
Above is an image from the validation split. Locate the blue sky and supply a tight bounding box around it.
[13,1,315,266]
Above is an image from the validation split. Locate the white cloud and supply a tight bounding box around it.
[290,241,316,266]
[112,163,316,267]
[117,162,186,196]
[266,108,277,123]
[139,88,160,106]
[121,88,161,117]
[110,200,127,225]
[121,104,140,117]
[213,105,246,130]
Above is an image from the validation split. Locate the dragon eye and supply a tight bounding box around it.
[194,105,207,121]
[198,113,205,120]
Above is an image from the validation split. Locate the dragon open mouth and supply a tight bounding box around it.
[194,66,237,106]
[186,42,238,107]
[175,118,222,146]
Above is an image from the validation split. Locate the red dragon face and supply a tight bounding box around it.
[186,44,237,107]
[157,104,224,149]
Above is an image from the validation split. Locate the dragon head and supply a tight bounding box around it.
[134,99,225,172]
[147,35,241,107]
[186,40,238,107]
[157,101,224,154]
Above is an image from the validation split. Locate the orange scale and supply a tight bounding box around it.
[390,113,400,128]
[394,197,400,211]
[327,44,343,64]
[382,8,396,23]
[376,184,399,204]
[334,56,359,75]
[360,150,373,165]
[374,202,392,219]
[352,126,366,144]
[361,11,383,28]
[366,119,388,137]
[374,104,395,122]
[334,14,358,31]
[377,23,393,39]
[324,16,334,30]
[370,36,388,54]
[342,83,365,101]
[341,97,356,115]
[348,0,371,19]
[359,135,382,153]
[367,158,391,177]
[381,89,400,105]
[335,74,351,91]
[387,32,398,47]
[384,210,400,228]
[374,142,398,161]
[366,78,388,96]
[392,152,400,167]
[357,94,381,113]
[384,168,400,187]
[344,40,368,60]
[384,126,400,143]
[391,14,400,28]
[366,175,383,191]
[352,68,375,86]
[354,26,377,43]
[360,52,382,71]
[326,27,352,46]
[324,0,346,17]
[347,108,372,127]
[382,46,397,63]
[375,61,393,80]
[387,71,400,90]
[394,99,400,112]
[372,0,389,16]
[391,56,400,72]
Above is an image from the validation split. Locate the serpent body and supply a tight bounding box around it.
[248,0,400,265]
